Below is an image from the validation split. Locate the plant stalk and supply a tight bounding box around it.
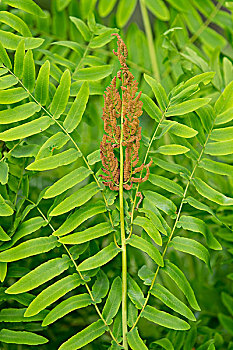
[120,81,128,350]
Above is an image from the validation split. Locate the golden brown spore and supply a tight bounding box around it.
[100,34,152,191]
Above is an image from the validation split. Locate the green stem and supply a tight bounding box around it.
[120,88,128,349]
[139,0,160,81]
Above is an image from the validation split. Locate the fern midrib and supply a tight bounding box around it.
[130,113,218,330]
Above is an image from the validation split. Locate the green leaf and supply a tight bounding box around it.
[221,292,233,317]
[0,162,8,185]
[128,234,164,266]
[144,74,168,110]
[151,284,196,321]
[50,182,99,216]
[210,126,233,141]
[0,116,52,141]
[2,0,46,18]
[133,216,162,245]
[0,41,11,69]
[168,121,198,138]
[0,30,44,50]
[70,16,91,41]
[218,313,233,336]
[169,236,210,267]
[5,255,70,294]
[177,215,221,250]
[0,87,28,104]
[90,29,117,48]
[23,49,35,92]
[50,69,71,118]
[0,329,48,345]
[128,274,145,309]
[139,208,167,236]
[26,148,80,171]
[0,308,48,322]
[56,0,71,11]
[87,150,101,165]
[36,132,69,160]
[183,72,215,89]
[44,166,91,199]
[25,274,81,317]
[199,158,233,177]
[78,242,120,271]
[53,200,106,236]
[145,0,170,21]
[116,0,137,28]
[143,190,177,217]
[142,305,190,330]
[0,262,7,282]
[127,328,148,350]
[192,177,233,205]
[155,144,190,155]
[149,174,183,196]
[42,293,92,326]
[0,102,41,124]
[150,338,174,350]
[0,195,13,216]
[205,140,233,156]
[14,40,25,78]
[58,320,107,350]
[0,226,10,241]
[98,0,118,17]
[166,98,210,116]
[0,75,17,89]
[73,65,113,80]
[59,222,114,244]
[92,270,109,303]
[215,80,233,115]
[35,60,50,105]
[0,12,30,36]
[0,236,58,262]
[141,93,162,122]
[215,107,233,125]
[103,277,122,324]
[154,158,190,176]
[64,81,89,133]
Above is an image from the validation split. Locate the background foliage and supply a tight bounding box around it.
[0,0,233,349]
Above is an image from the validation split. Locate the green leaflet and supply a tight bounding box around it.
[0,75,17,89]
[58,320,107,350]
[166,98,210,116]
[50,182,99,216]
[98,0,118,17]
[127,274,145,309]
[25,274,81,317]
[218,314,233,336]
[73,65,113,80]
[142,305,190,330]
[36,132,69,159]
[222,292,233,317]
[5,255,70,294]
[23,49,35,92]
[144,74,168,110]
[44,167,92,198]
[53,200,106,236]
[139,208,167,236]
[64,81,89,133]
[92,270,109,303]
[0,262,7,282]
[69,16,91,41]
[128,301,138,327]
[35,60,50,105]
[192,177,233,205]
[127,327,148,350]
[103,277,122,325]
[0,236,58,262]
[90,29,118,48]
[145,0,170,21]
[59,222,114,244]
[0,87,28,104]
[182,72,215,89]
[0,116,52,141]
[0,308,48,322]
[140,93,162,122]
[162,260,200,310]
[50,69,71,119]
[138,265,154,286]
[155,144,190,155]
[210,126,233,141]
[0,11,31,37]
[26,148,81,171]
[78,242,120,271]
[0,41,11,68]
[205,140,233,156]
[14,40,25,78]
[133,216,162,245]
[151,283,196,321]
[169,236,210,267]
[128,234,164,267]
[0,30,44,50]
[42,293,92,326]
[167,121,198,138]
[0,162,8,185]
[199,158,233,177]
[0,195,13,216]
[0,329,48,345]
[0,102,41,124]
[56,0,71,11]
[177,215,221,250]
[215,80,233,114]
[149,174,184,196]
[87,150,101,165]
[116,0,137,27]
[153,158,190,176]
[143,190,177,217]
[215,107,233,125]
[0,226,10,241]
[150,338,174,350]
[2,0,46,18]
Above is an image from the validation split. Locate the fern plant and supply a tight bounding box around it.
[0,0,233,349]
